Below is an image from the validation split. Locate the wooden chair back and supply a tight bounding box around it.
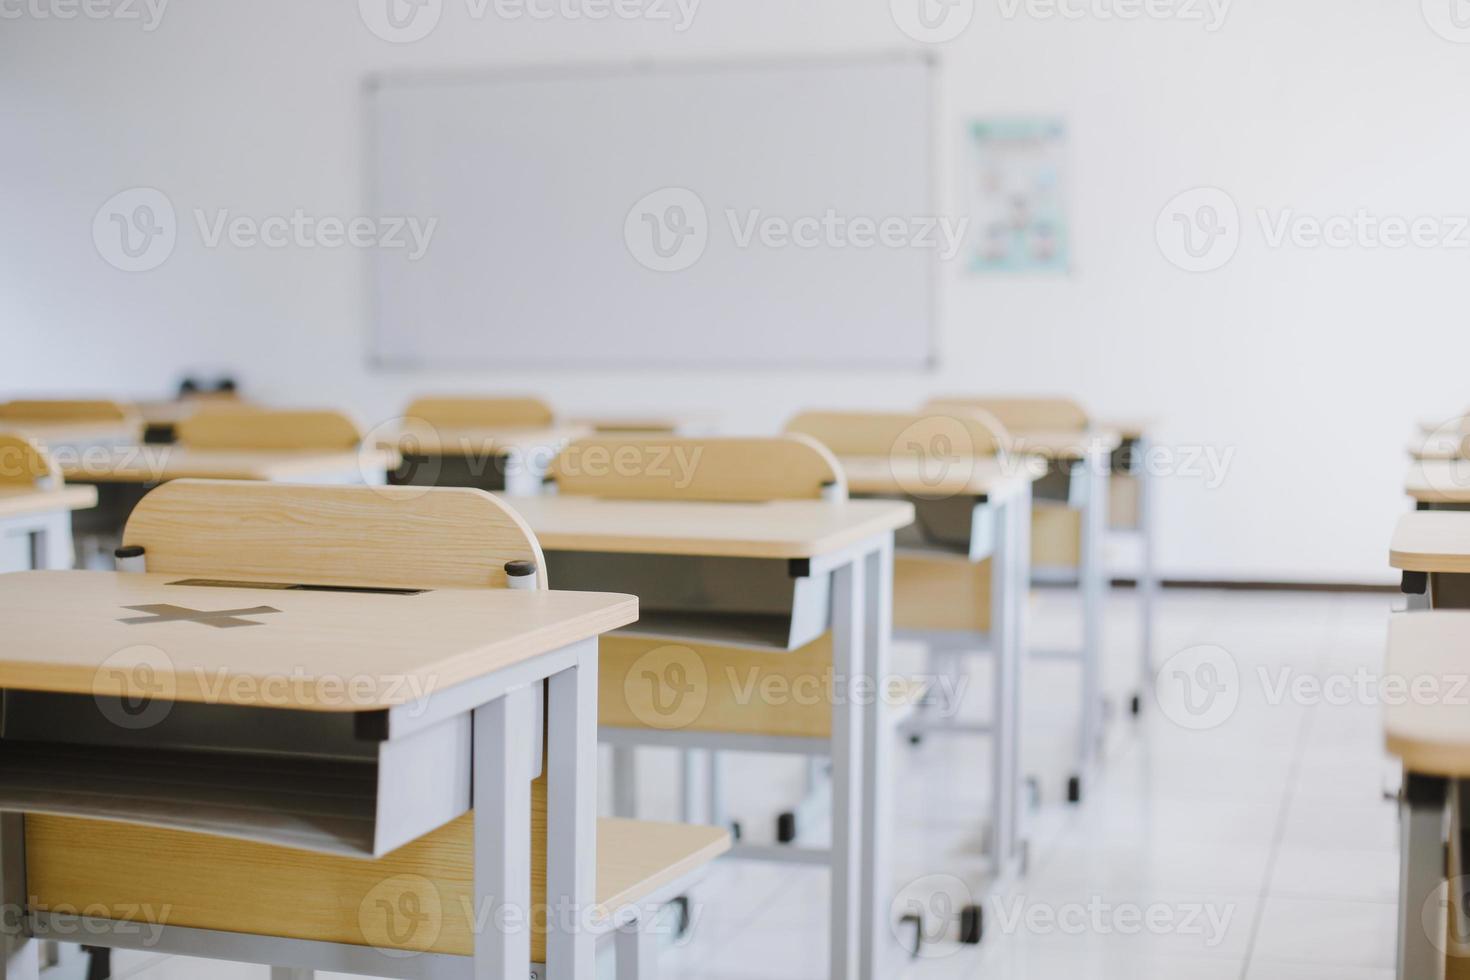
[926,396,1088,432]
[177,409,362,450]
[123,479,546,590]
[787,409,1010,459]
[0,433,60,487]
[405,396,555,429]
[0,399,134,423]
[550,434,844,502]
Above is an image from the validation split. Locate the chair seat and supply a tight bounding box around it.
[1385,612,1470,776]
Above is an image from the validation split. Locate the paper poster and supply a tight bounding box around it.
[966,119,1070,274]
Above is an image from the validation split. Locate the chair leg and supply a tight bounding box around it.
[1400,773,1449,980]
[614,917,659,980]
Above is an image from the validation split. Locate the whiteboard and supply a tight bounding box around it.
[367,56,937,369]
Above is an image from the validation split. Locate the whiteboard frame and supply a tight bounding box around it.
[362,51,941,373]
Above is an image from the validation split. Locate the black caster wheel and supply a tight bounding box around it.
[959,904,983,944]
[85,946,112,980]
[898,912,924,957]
[776,810,797,844]
[1130,693,1143,717]
[908,732,924,746]
[669,895,691,938]
[730,820,743,841]
[1067,774,1083,804]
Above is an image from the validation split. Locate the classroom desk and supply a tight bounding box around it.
[1405,460,1470,510]
[1392,511,1470,608]
[836,454,1038,872]
[506,494,913,980]
[56,446,398,559]
[0,486,96,571]
[386,424,586,496]
[13,420,142,454]
[566,414,711,436]
[0,569,637,980]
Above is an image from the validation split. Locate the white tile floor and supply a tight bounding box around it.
[91,588,1400,979]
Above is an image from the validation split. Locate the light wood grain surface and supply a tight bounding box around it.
[1385,612,1470,776]
[59,446,398,483]
[552,434,843,503]
[405,395,556,429]
[0,399,135,423]
[1391,512,1470,572]
[0,485,96,520]
[506,495,913,559]
[788,409,1009,459]
[126,479,546,590]
[836,454,1042,502]
[389,423,587,458]
[12,419,143,448]
[1405,461,1470,504]
[0,571,636,709]
[178,409,361,451]
[0,433,59,486]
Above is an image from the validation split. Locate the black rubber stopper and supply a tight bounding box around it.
[504,560,537,578]
[114,545,145,560]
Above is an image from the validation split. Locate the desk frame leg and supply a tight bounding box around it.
[612,746,638,819]
[474,683,539,980]
[0,813,38,980]
[1400,773,1448,980]
[990,487,1029,875]
[1075,454,1108,797]
[829,556,865,980]
[679,751,699,824]
[546,640,598,980]
[706,751,727,830]
[614,916,660,980]
[269,968,314,980]
[1133,436,1158,707]
[858,537,894,980]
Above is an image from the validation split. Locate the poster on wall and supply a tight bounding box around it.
[965,118,1070,274]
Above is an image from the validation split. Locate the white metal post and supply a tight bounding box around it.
[858,537,894,980]
[546,641,599,980]
[473,683,538,980]
[828,558,864,980]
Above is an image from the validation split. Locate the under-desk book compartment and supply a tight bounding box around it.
[545,550,830,651]
[0,694,470,858]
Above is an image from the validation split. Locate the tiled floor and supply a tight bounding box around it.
[95,588,1400,979]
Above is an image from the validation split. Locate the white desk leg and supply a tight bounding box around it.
[34,512,73,571]
[1010,484,1032,853]
[1399,774,1448,980]
[988,490,1027,875]
[0,814,38,980]
[269,969,314,980]
[614,918,660,980]
[680,751,699,824]
[707,751,727,829]
[547,641,598,980]
[829,558,865,980]
[612,746,638,819]
[858,538,894,980]
[1073,454,1107,800]
[474,683,538,979]
[1134,436,1158,715]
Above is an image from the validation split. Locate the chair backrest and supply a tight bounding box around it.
[787,409,1009,459]
[925,396,1088,433]
[550,434,845,502]
[0,399,134,423]
[0,433,60,487]
[176,409,362,450]
[404,396,555,429]
[122,479,546,590]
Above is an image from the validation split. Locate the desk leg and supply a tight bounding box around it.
[990,488,1029,875]
[1074,455,1107,799]
[547,641,598,980]
[830,558,864,980]
[1400,774,1448,980]
[858,538,894,980]
[0,814,37,980]
[474,683,538,979]
[1134,437,1158,714]
[614,917,659,980]
[269,969,313,980]
[612,746,638,818]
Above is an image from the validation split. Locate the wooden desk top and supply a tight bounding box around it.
[1405,461,1470,504]
[1008,429,1124,459]
[506,495,914,559]
[0,571,637,710]
[16,420,142,448]
[567,414,714,436]
[0,485,97,520]
[388,425,586,457]
[1391,512,1470,572]
[1386,612,1470,776]
[837,455,1042,502]
[59,447,400,484]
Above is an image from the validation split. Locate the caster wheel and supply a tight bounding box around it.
[1130,693,1143,716]
[777,811,797,844]
[84,946,112,980]
[959,904,983,944]
[1067,775,1082,804]
[908,733,924,746]
[669,895,691,938]
[730,820,743,842]
[898,912,924,957]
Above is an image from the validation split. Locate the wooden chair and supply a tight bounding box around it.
[0,433,94,570]
[925,395,1089,433]
[0,432,60,488]
[405,395,556,429]
[25,479,729,979]
[0,399,135,424]
[176,407,362,451]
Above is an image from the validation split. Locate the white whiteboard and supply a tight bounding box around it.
[367,56,937,369]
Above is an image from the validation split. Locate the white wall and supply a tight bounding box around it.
[4,0,1469,583]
